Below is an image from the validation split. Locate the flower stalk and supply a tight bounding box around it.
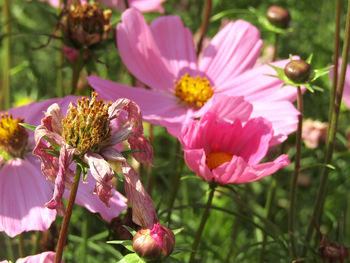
[288,86,303,259]
[196,0,212,56]
[189,182,216,263]
[1,0,11,110]
[55,165,82,263]
[56,0,64,97]
[302,0,350,256]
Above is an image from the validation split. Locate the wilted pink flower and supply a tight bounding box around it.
[89,8,301,144]
[329,58,350,108]
[33,92,152,215]
[0,97,127,238]
[179,95,290,184]
[302,119,328,149]
[41,0,166,13]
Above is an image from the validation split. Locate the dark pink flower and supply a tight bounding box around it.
[89,8,302,145]
[179,95,290,184]
[33,93,153,214]
[0,97,127,238]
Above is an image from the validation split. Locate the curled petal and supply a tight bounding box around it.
[128,135,153,165]
[33,140,59,183]
[84,153,115,207]
[122,163,158,228]
[43,103,65,135]
[46,144,75,215]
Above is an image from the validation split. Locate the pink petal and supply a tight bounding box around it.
[122,163,158,228]
[0,157,56,238]
[212,156,247,184]
[329,58,350,108]
[235,154,290,184]
[183,148,213,182]
[68,171,127,222]
[84,153,115,207]
[16,251,60,263]
[199,20,262,86]
[128,135,154,165]
[149,15,197,78]
[117,8,175,92]
[129,0,166,13]
[251,100,300,145]
[88,76,189,126]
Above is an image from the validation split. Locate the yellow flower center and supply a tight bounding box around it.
[174,73,214,107]
[0,113,28,158]
[206,152,233,170]
[62,92,112,154]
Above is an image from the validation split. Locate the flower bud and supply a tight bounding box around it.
[132,223,175,260]
[266,5,291,29]
[284,59,311,83]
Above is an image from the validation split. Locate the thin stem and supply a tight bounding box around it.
[302,0,350,256]
[188,182,216,263]
[123,0,129,9]
[55,165,82,263]
[1,0,11,110]
[56,0,64,97]
[329,0,341,121]
[272,33,279,62]
[166,141,184,224]
[196,0,212,56]
[70,53,83,95]
[32,231,42,255]
[4,234,14,261]
[81,210,89,263]
[18,233,24,258]
[289,86,303,259]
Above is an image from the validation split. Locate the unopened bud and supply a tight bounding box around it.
[266,6,291,29]
[284,59,311,83]
[132,223,175,260]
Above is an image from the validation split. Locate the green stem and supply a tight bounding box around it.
[55,165,82,263]
[302,0,350,256]
[4,234,14,261]
[56,0,64,97]
[289,86,303,259]
[32,231,42,255]
[188,182,216,263]
[18,233,24,258]
[166,141,184,224]
[70,53,84,95]
[1,0,11,110]
[196,0,212,56]
[272,33,279,62]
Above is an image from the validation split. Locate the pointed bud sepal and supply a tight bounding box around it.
[267,55,332,93]
[249,7,292,34]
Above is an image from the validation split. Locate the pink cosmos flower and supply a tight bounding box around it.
[179,95,290,184]
[302,119,328,149]
[88,8,301,144]
[41,0,166,13]
[33,93,152,215]
[1,251,61,263]
[0,96,127,238]
[329,58,350,108]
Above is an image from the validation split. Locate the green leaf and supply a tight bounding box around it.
[172,227,184,235]
[122,225,137,236]
[180,175,201,181]
[117,253,145,263]
[19,122,36,131]
[107,240,134,252]
[43,149,59,157]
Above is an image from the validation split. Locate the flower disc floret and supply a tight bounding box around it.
[174,73,214,107]
[62,93,111,154]
[206,152,234,170]
[0,113,28,158]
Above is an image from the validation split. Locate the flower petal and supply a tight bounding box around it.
[199,20,262,86]
[129,0,166,13]
[128,135,153,165]
[122,163,158,228]
[183,148,213,182]
[117,8,175,92]
[0,157,56,237]
[16,251,59,263]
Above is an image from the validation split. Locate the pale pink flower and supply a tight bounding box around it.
[329,58,350,108]
[33,93,152,215]
[88,8,301,145]
[302,119,328,149]
[179,95,290,184]
[1,251,61,263]
[0,96,127,238]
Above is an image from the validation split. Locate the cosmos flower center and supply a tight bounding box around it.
[0,113,28,158]
[62,92,112,154]
[64,3,112,47]
[206,152,233,170]
[174,73,214,107]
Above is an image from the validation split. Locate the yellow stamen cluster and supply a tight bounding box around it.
[62,92,112,154]
[64,3,112,47]
[174,73,214,107]
[0,113,28,157]
[206,152,233,170]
